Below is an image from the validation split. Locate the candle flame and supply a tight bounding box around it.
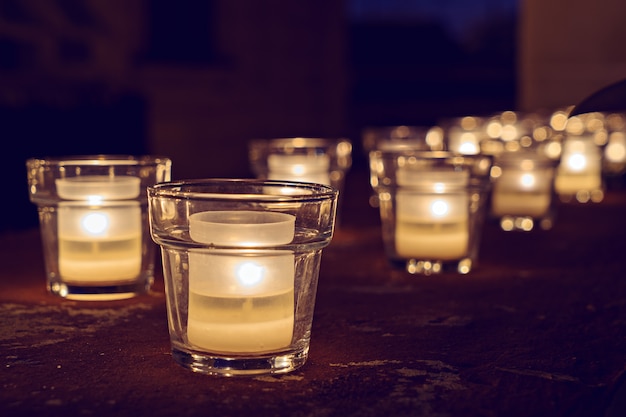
[87,195,105,204]
[567,153,587,171]
[291,165,307,175]
[430,200,449,217]
[236,262,265,286]
[433,182,446,193]
[520,173,536,188]
[81,212,109,236]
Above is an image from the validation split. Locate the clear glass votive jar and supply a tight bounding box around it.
[369,150,493,275]
[490,150,559,231]
[148,179,338,376]
[26,155,172,300]
[555,134,605,203]
[362,126,445,208]
[362,125,443,154]
[248,137,352,190]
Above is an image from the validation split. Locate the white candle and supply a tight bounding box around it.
[395,170,469,260]
[187,211,296,353]
[55,176,142,283]
[267,154,331,185]
[491,168,552,217]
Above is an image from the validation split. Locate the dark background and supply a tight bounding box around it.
[2,0,517,231]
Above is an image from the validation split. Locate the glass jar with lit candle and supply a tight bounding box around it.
[248,137,351,188]
[442,116,488,155]
[361,125,443,154]
[26,155,172,300]
[369,150,493,275]
[148,179,338,376]
[361,125,444,208]
[490,150,559,231]
[555,134,604,203]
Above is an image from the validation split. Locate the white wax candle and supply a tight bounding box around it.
[492,168,552,217]
[57,175,140,200]
[187,210,296,353]
[396,169,469,188]
[395,191,469,260]
[55,176,142,283]
[267,154,331,185]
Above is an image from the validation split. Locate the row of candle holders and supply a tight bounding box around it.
[23,107,624,376]
[25,153,339,377]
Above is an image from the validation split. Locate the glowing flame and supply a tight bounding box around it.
[430,200,449,217]
[291,165,306,175]
[81,212,109,236]
[567,153,587,171]
[520,173,536,189]
[433,182,446,193]
[459,142,478,154]
[236,262,265,286]
[87,195,104,204]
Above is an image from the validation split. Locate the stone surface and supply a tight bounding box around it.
[2,169,626,417]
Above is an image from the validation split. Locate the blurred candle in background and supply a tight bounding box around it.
[395,170,470,260]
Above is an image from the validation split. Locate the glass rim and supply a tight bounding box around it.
[26,154,172,167]
[370,149,492,161]
[148,178,339,202]
[249,137,351,148]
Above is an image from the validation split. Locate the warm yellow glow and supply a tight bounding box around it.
[606,114,626,131]
[504,141,520,152]
[426,126,444,149]
[520,159,535,170]
[291,164,307,175]
[459,142,478,154]
[433,182,446,193]
[461,116,478,130]
[606,141,626,162]
[430,200,449,217]
[81,212,109,236]
[520,173,535,188]
[533,126,550,141]
[236,261,265,287]
[501,111,517,124]
[550,111,568,131]
[501,125,518,141]
[593,130,608,146]
[292,137,307,147]
[565,117,585,135]
[520,136,533,147]
[486,121,502,138]
[87,195,104,205]
[393,126,410,138]
[566,153,587,171]
[545,141,562,159]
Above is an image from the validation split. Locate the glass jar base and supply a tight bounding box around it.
[48,279,151,301]
[391,257,473,275]
[171,345,309,377]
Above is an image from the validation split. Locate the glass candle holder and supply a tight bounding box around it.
[361,125,443,154]
[490,150,560,231]
[148,179,338,376]
[555,134,605,203]
[442,116,488,155]
[369,150,493,275]
[248,137,351,190]
[26,155,172,300]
